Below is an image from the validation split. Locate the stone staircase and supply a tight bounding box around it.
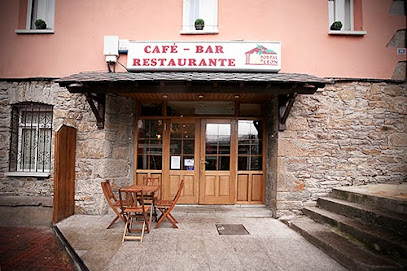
[288,184,407,271]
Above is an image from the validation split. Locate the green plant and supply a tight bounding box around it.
[194,18,205,27]
[330,21,342,31]
[35,19,47,29]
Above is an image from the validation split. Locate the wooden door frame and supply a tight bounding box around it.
[199,119,237,204]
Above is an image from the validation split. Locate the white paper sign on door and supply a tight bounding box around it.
[171,156,181,170]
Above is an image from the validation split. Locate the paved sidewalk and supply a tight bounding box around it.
[0,226,75,271]
[57,205,347,271]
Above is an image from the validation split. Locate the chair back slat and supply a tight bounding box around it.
[142,176,160,186]
[170,180,184,208]
[118,188,144,211]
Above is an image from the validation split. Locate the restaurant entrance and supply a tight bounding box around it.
[134,101,265,205]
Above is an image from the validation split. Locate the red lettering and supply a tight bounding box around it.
[144,46,151,53]
[170,45,178,53]
[158,59,166,65]
[198,59,207,66]
[205,46,213,53]
[196,46,204,53]
[143,59,150,66]
[162,45,169,53]
[208,59,216,66]
[178,59,186,66]
[168,59,176,66]
[151,59,157,66]
[133,59,141,66]
[228,59,235,66]
[189,59,197,66]
[152,46,160,53]
[215,46,224,53]
[219,59,227,66]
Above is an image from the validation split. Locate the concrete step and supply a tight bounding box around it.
[331,185,407,215]
[303,206,407,261]
[289,217,403,271]
[317,197,407,237]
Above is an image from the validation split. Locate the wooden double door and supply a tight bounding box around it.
[163,118,236,204]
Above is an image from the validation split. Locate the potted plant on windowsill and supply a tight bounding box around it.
[330,21,343,31]
[194,18,205,30]
[35,19,47,30]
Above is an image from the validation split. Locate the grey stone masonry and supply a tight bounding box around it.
[0,81,135,215]
[275,81,407,218]
[0,80,405,216]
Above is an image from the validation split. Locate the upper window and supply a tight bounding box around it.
[16,0,55,33]
[8,103,53,174]
[328,0,353,31]
[182,0,218,34]
[328,0,366,35]
[28,0,55,30]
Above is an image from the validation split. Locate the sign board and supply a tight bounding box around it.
[127,41,281,72]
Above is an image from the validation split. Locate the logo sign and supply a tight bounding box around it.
[127,41,281,72]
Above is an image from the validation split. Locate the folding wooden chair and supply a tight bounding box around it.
[142,176,162,220]
[101,179,126,229]
[155,180,184,229]
[119,188,152,242]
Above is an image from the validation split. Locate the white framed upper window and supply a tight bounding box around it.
[181,0,218,34]
[328,0,366,35]
[16,0,55,34]
[328,0,353,31]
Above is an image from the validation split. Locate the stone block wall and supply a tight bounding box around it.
[275,81,407,217]
[0,81,135,215]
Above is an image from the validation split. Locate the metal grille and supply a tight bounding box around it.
[9,103,53,173]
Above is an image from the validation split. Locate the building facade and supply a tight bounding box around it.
[0,0,406,218]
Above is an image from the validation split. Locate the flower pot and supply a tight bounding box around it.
[195,25,204,30]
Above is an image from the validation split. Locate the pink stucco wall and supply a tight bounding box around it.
[0,0,405,79]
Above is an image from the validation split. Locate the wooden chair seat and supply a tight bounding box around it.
[155,199,172,207]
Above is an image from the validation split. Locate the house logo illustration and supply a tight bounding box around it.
[245,45,278,66]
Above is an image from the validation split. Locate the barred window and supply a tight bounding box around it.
[9,103,53,173]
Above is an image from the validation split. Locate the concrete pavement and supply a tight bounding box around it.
[56,205,347,271]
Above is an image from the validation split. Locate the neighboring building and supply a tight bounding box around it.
[0,0,405,219]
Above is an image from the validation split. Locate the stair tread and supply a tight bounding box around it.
[291,217,402,270]
[304,206,407,247]
[318,197,407,221]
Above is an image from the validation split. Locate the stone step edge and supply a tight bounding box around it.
[331,188,407,215]
[289,217,402,271]
[303,206,407,260]
[52,225,89,271]
[317,197,407,236]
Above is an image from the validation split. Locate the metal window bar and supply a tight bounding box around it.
[9,103,53,173]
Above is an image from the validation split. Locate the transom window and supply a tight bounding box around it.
[9,103,53,173]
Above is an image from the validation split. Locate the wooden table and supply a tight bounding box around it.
[120,184,161,222]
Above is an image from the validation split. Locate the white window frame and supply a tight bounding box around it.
[328,0,366,36]
[181,0,219,35]
[15,0,55,34]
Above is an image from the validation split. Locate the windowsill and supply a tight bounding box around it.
[328,30,367,36]
[15,29,54,34]
[4,172,50,178]
[180,29,219,35]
